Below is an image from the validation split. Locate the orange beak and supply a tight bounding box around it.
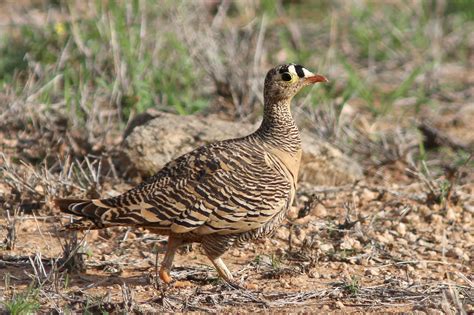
[306,74,328,84]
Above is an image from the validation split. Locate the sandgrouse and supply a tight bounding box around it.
[55,64,327,284]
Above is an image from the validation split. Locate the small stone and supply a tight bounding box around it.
[398,238,408,246]
[340,236,362,250]
[462,211,472,224]
[361,188,378,202]
[231,249,241,257]
[406,232,417,243]
[377,231,394,244]
[418,205,431,217]
[293,216,312,225]
[425,308,444,315]
[320,273,331,279]
[453,247,464,259]
[431,214,443,226]
[310,204,327,217]
[335,301,345,309]
[295,229,307,244]
[34,185,44,194]
[445,207,457,221]
[246,283,258,290]
[396,222,407,236]
[275,228,290,241]
[364,268,380,276]
[319,243,334,253]
[417,261,428,269]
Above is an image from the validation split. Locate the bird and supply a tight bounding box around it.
[55,64,328,284]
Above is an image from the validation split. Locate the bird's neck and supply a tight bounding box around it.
[254,99,301,153]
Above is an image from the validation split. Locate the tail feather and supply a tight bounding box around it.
[55,197,170,231]
[55,199,88,215]
[55,198,111,230]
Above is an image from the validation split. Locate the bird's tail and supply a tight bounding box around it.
[55,198,112,230]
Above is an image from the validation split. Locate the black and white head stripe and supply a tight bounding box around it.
[278,64,315,78]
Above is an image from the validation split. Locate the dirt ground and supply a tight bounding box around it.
[1,120,473,313]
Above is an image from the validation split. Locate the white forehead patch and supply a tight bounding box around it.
[303,68,314,77]
[288,65,297,76]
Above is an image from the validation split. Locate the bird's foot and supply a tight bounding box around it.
[159,267,173,284]
[172,280,193,288]
[159,267,193,288]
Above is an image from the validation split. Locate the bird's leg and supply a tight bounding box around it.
[202,234,237,283]
[208,256,234,282]
[159,236,182,284]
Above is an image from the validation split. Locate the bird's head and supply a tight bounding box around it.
[263,64,328,103]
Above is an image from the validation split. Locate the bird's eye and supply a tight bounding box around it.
[281,72,292,81]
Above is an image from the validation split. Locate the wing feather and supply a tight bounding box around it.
[60,139,293,234]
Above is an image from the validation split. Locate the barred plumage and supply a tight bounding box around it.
[55,64,328,284]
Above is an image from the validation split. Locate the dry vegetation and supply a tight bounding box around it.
[0,0,473,313]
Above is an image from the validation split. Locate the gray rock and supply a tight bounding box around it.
[122,111,363,186]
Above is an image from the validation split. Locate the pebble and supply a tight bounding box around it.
[445,207,457,221]
[425,309,444,315]
[335,301,345,309]
[364,268,380,276]
[377,230,394,244]
[462,211,472,224]
[446,247,465,260]
[340,236,362,250]
[310,204,327,217]
[293,216,312,225]
[430,214,443,226]
[295,229,307,244]
[406,232,418,243]
[245,283,258,290]
[275,228,289,241]
[417,261,428,269]
[319,243,334,252]
[418,205,431,217]
[398,238,408,246]
[231,249,242,257]
[361,188,378,202]
[396,222,407,236]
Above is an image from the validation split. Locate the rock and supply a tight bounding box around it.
[275,227,290,241]
[335,301,345,309]
[122,111,363,186]
[446,247,468,260]
[319,243,334,253]
[445,207,457,221]
[395,222,407,237]
[340,236,362,250]
[364,268,379,276]
[293,228,307,246]
[310,203,327,217]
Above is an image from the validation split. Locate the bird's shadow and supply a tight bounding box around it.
[0,254,218,289]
